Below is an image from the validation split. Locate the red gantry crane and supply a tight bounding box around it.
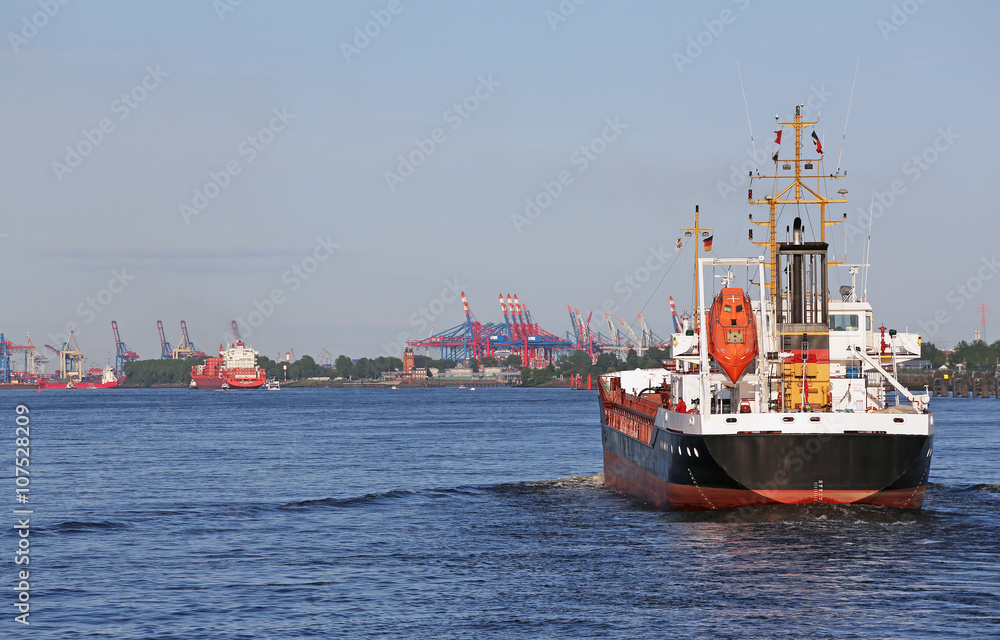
[176,321,206,359]
[407,292,572,366]
[111,321,139,373]
[156,320,173,359]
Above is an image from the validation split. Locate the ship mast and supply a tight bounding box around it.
[681,205,713,329]
[748,105,848,312]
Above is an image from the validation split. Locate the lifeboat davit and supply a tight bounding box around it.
[707,287,759,383]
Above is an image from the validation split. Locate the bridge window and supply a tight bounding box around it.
[829,314,859,331]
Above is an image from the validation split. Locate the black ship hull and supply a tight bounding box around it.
[601,422,932,510]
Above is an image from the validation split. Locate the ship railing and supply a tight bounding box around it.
[852,346,929,412]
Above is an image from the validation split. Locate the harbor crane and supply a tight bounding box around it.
[25,332,47,376]
[156,320,173,359]
[317,349,333,367]
[617,318,645,355]
[604,310,623,354]
[111,321,139,372]
[637,312,651,350]
[172,321,206,359]
[47,332,84,380]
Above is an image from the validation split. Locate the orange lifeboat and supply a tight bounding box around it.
[707,287,759,383]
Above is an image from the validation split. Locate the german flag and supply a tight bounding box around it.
[811,130,823,154]
[703,235,713,251]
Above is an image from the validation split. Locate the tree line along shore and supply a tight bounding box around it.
[118,348,674,388]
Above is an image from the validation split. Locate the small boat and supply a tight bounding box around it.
[266,379,280,390]
[707,287,759,383]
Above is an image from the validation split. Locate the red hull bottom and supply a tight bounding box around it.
[227,379,265,389]
[38,381,120,389]
[190,375,265,389]
[603,447,926,511]
[191,376,225,389]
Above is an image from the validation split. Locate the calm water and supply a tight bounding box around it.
[3,388,998,639]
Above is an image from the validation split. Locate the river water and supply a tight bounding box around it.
[3,388,998,639]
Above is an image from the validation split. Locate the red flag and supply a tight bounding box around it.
[703,235,713,251]
[774,130,782,145]
[811,130,823,154]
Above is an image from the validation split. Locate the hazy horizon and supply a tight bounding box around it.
[2,1,996,370]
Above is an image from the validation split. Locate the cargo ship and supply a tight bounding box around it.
[38,365,121,389]
[190,340,267,389]
[599,105,933,510]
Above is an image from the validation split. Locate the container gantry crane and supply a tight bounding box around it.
[156,320,173,359]
[111,321,139,373]
[174,321,206,359]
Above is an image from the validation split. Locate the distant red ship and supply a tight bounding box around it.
[38,365,121,389]
[190,341,266,389]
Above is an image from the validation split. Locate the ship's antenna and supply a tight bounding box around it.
[737,59,759,174]
[862,183,875,301]
[837,56,861,174]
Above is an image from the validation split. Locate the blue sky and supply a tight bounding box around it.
[1,0,996,367]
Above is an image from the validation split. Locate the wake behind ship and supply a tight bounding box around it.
[599,105,933,510]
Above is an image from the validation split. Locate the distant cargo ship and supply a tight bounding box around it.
[190,341,267,389]
[39,365,121,389]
